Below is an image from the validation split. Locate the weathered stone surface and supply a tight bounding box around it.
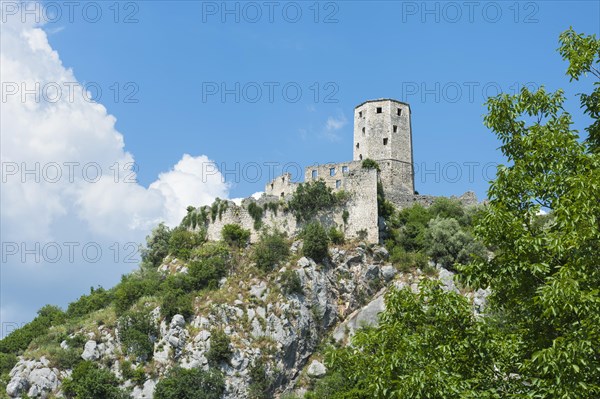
[381,265,397,281]
[307,360,327,378]
[81,340,99,361]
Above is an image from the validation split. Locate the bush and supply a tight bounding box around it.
[154,367,225,399]
[252,230,290,272]
[328,227,345,245]
[140,223,172,269]
[425,217,486,270]
[280,270,303,295]
[188,241,230,288]
[302,222,329,262]
[114,274,159,315]
[0,305,65,355]
[361,158,380,171]
[206,329,232,366]
[62,361,127,399]
[49,347,82,369]
[122,361,146,386]
[168,228,203,260]
[248,361,273,399]
[0,353,18,376]
[117,308,158,362]
[160,287,194,320]
[221,224,251,247]
[289,180,337,222]
[66,286,113,319]
[305,372,366,399]
[429,197,468,225]
[389,247,428,272]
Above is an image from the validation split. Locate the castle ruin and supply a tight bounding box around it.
[193,99,476,243]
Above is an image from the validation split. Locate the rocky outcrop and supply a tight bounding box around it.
[5,244,489,399]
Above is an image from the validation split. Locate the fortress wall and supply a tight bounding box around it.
[264,173,299,198]
[201,168,380,244]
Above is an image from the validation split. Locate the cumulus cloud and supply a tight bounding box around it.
[0,12,229,327]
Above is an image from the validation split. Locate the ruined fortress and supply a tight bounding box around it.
[192,99,476,243]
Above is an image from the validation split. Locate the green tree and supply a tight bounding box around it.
[424,217,485,270]
[140,223,172,269]
[302,222,329,262]
[458,29,600,398]
[252,230,290,272]
[168,228,203,260]
[221,224,251,247]
[117,307,158,362]
[288,180,337,222]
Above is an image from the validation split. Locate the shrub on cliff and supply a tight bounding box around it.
[140,222,172,269]
[168,228,204,261]
[62,361,127,399]
[117,307,158,362]
[221,224,251,247]
[252,230,289,272]
[206,329,232,366]
[302,222,329,262]
[154,367,225,399]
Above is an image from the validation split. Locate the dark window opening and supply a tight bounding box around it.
[359,154,363,160]
[281,192,285,198]
[362,127,365,134]
[393,125,398,133]
[281,176,285,182]
[376,107,382,113]
[270,183,274,189]
[359,111,363,118]
[383,138,388,145]
[397,108,402,116]
[356,142,360,149]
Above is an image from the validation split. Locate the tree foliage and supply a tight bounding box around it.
[289,180,338,222]
[153,367,225,399]
[302,222,329,262]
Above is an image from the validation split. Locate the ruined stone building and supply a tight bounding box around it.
[194,99,475,243]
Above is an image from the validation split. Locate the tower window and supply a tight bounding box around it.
[281,176,285,182]
[359,154,363,160]
[342,166,349,174]
[330,167,336,176]
[383,138,388,145]
[312,170,317,179]
[359,111,363,118]
[376,107,382,113]
[397,108,402,116]
[362,127,365,134]
[356,142,360,149]
[270,183,274,189]
[336,180,341,189]
[393,125,398,133]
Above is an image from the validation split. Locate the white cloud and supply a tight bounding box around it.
[323,112,347,141]
[0,12,230,327]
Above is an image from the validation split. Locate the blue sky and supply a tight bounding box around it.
[1,1,598,330]
[43,0,599,197]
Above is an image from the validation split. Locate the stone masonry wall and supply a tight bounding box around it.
[202,168,379,243]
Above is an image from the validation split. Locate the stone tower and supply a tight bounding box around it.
[353,99,415,199]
